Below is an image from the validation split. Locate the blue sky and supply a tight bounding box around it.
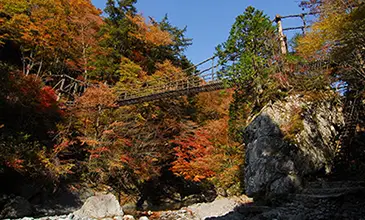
[91,0,307,64]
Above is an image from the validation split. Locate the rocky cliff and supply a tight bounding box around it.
[243,94,344,200]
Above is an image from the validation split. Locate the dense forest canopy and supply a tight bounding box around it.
[0,0,364,207]
[0,0,241,199]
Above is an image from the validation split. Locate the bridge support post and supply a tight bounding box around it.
[211,57,215,81]
[73,82,78,95]
[275,15,288,55]
[300,14,307,35]
[57,78,65,101]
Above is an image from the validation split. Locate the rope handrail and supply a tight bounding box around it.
[129,55,217,87]
[279,12,319,19]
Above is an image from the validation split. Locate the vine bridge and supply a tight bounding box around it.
[50,12,317,106]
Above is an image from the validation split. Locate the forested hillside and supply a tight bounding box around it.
[1,0,365,218]
[0,0,242,207]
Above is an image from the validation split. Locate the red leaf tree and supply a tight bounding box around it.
[170,127,217,182]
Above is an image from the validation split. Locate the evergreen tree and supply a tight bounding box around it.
[90,0,137,83]
[105,0,137,23]
[158,15,193,70]
[215,6,278,139]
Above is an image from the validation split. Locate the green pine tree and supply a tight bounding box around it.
[215,6,279,140]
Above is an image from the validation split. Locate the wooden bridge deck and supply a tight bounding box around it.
[117,80,225,106]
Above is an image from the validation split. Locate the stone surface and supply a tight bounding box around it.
[216,188,227,197]
[188,196,251,219]
[11,181,365,220]
[0,196,33,219]
[201,181,365,220]
[122,215,135,220]
[244,95,344,200]
[158,195,252,220]
[158,209,199,220]
[249,181,365,220]
[73,193,123,219]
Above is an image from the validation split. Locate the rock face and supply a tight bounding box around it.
[73,193,123,219]
[244,95,344,200]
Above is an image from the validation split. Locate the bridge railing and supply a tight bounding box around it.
[116,57,333,103]
[49,58,331,106]
[118,56,222,102]
[48,11,331,105]
[51,75,91,101]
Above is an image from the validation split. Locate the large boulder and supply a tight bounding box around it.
[73,193,123,219]
[0,196,33,218]
[244,95,344,200]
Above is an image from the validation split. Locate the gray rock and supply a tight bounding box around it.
[21,217,34,220]
[188,196,245,219]
[78,188,95,203]
[158,196,251,220]
[159,209,198,220]
[73,193,123,219]
[139,216,149,220]
[122,215,135,220]
[244,95,344,200]
[216,188,228,197]
[0,196,33,218]
[182,195,202,206]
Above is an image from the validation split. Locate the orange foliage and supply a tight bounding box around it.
[195,90,233,122]
[202,117,230,145]
[5,158,24,170]
[88,146,110,159]
[5,73,60,114]
[152,60,184,81]
[53,140,72,155]
[68,0,103,73]
[0,0,102,75]
[76,84,117,109]
[296,0,357,60]
[170,128,217,182]
[128,14,173,46]
[194,90,243,189]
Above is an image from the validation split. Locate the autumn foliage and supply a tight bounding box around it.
[0,0,102,76]
[170,127,216,182]
[0,0,244,200]
[128,14,173,46]
[0,69,65,179]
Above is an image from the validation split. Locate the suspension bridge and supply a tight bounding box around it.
[50,56,225,105]
[50,12,318,106]
[117,56,225,105]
